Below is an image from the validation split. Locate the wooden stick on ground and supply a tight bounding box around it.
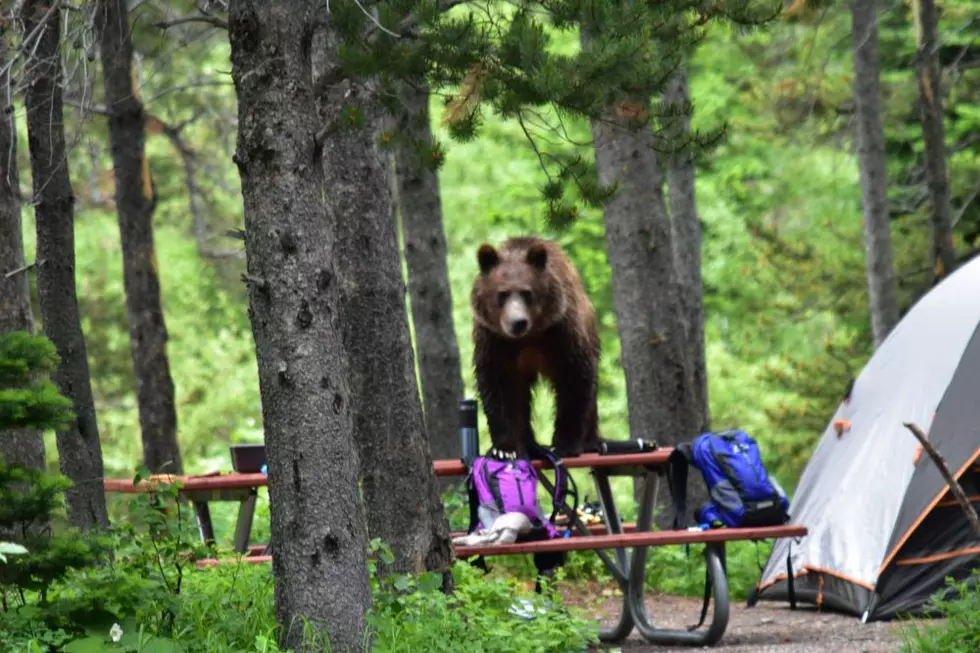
[904,422,980,540]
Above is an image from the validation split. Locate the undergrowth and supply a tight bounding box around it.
[899,570,980,653]
[1,474,598,653]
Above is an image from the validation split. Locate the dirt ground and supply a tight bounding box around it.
[558,584,923,653]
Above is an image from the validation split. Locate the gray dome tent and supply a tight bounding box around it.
[751,254,980,621]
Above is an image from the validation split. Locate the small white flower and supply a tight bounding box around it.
[110,623,123,643]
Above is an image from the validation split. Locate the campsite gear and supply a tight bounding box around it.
[230,443,267,473]
[451,511,534,547]
[691,429,790,529]
[664,429,791,632]
[665,430,790,531]
[598,438,658,455]
[459,398,480,467]
[468,447,569,540]
[458,399,577,590]
[752,253,980,621]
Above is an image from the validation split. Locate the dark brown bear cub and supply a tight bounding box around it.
[470,236,601,458]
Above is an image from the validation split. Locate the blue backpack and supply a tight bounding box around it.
[668,429,790,529]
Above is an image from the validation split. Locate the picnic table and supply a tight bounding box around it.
[103,469,265,554]
[103,447,806,648]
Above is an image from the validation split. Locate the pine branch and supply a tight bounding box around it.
[903,422,980,541]
[153,15,228,30]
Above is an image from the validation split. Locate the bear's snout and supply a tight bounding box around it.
[501,296,532,337]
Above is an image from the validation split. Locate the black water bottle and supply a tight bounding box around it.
[597,438,658,455]
[459,398,479,466]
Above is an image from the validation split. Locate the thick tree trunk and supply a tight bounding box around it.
[0,34,46,473]
[913,0,956,283]
[391,81,465,471]
[590,106,704,526]
[314,68,453,574]
[96,0,183,474]
[662,68,710,435]
[227,3,372,651]
[850,0,900,347]
[21,0,109,531]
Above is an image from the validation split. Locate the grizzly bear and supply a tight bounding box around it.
[470,236,601,458]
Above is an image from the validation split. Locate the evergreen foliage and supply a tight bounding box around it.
[0,332,107,603]
[331,0,783,224]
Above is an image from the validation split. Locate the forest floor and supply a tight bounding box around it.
[559,582,923,653]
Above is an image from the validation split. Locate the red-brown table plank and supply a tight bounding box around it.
[453,524,808,557]
[194,525,807,568]
[433,449,671,477]
[105,448,674,494]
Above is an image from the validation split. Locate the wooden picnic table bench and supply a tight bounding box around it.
[103,447,807,648]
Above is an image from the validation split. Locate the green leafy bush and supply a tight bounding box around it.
[367,540,597,653]
[2,472,598,653]
[900,570,980,653]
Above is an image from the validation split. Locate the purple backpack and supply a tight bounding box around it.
[467,448,570,540]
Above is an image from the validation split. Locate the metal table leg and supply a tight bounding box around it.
[233,490,258,554]
[625,470,730,646]
[193,501,216,547]
[538,471,629,586]
[536,465,634,641]
[592,470,636,643]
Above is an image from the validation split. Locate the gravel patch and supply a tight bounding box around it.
[558,584,924,653]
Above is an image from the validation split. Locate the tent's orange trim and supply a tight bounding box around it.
[800,565,875,591]
[894,546,980,566]
[878,447,980,575]
[755,569,808,593]
[936,495,980,508]
[755,565,875,593]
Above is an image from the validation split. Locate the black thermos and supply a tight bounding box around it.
[459,398,479,466]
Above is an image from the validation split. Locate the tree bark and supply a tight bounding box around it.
[96,0,183,475]
[850,0,900,347]
[227,3,372,651]
[313,61,453,575]
[390,81,465,473]
[0,33,46,473]
[662,68,710,435]
[912,0,956,283]
[590,104,704,525]
[21,0,109,531]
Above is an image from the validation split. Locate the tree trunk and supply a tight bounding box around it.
[912,0,956,283]
[227,3,372,651]
[0,33,46,473]
[21,0,110,531]
[590,104,704,525]
[662,68,710,435]
[850,0,900,347]
[96,0,183,475]
[313,68,453,575]
[390,81,465,473]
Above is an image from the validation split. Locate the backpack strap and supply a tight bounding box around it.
[666,443,694,530]
[465,468,481,535]
[688,543,727,631]
[527,443,578,528]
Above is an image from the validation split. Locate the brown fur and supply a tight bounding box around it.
[470,236,601,457]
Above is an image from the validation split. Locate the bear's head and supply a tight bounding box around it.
[472,239,561,339]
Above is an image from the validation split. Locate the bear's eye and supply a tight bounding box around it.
[520,290,533,305]
[496,291,509,307]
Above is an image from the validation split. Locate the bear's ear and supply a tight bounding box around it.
[477,244,499,275]
[526,243,548,271]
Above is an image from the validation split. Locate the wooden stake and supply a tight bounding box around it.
[904,422,980,540]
